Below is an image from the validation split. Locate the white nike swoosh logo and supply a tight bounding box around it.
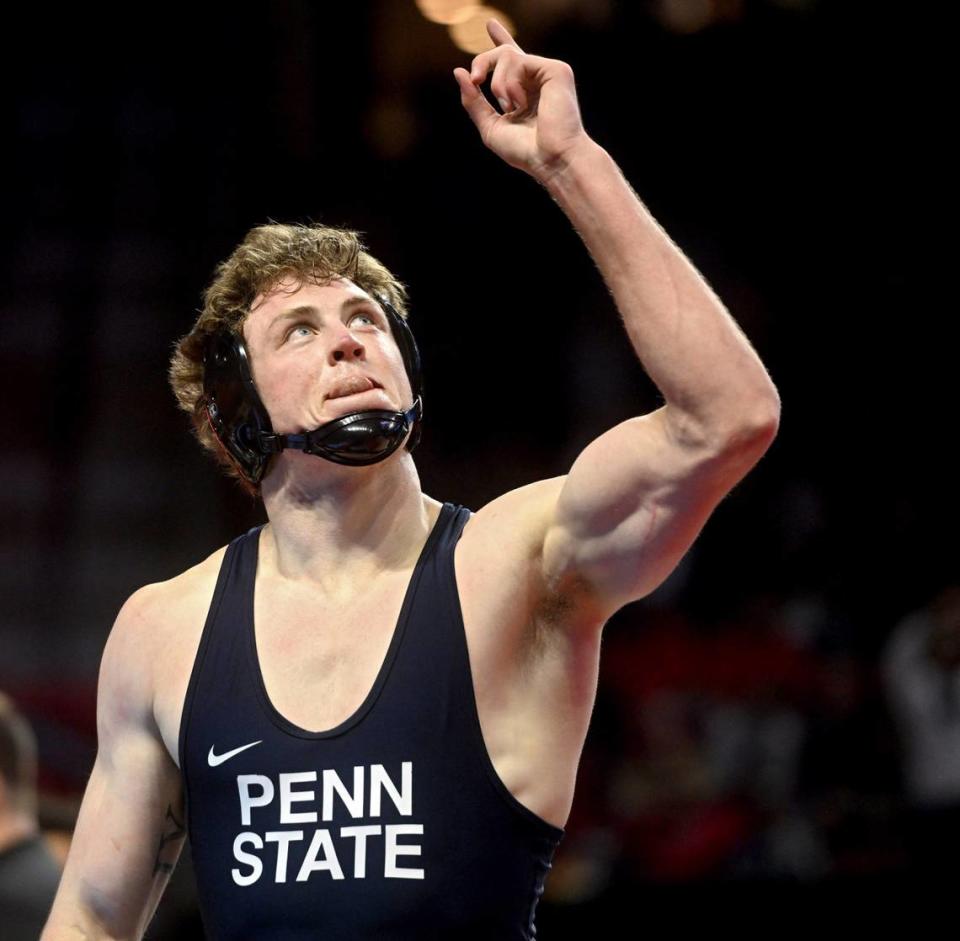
[207,740,263,767]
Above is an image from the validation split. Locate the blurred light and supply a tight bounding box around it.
[513,0,613,30]
[768,0,818,11]
[653,0,743,34]
[654,0,713,34]
[415,0,480,25]
[449,6,516,54]
[714,0,745,22]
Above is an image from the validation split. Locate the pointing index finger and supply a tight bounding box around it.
[486,18,523,52]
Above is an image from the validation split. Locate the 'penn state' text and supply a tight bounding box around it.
[229,761,424,885]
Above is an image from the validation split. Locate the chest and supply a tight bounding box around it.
[251,574,412,732]
[160,523,601,832]
[248,535,533,734]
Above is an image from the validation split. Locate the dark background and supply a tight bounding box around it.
[1,0,951,934]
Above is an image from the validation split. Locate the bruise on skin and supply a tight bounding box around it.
[80,880,120,932]
[152,804,186,876]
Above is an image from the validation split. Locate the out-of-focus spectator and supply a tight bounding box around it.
[881,583,960,883]
[0,691,63,939]
[796,653,902,877]
[598,596,838,885]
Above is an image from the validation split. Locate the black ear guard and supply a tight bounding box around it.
[201,294,424,484]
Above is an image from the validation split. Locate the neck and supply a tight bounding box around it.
[259,448,431,591]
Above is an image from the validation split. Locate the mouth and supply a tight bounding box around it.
[329,388,383,401]
[323,384,389,417]
[326,376,383,401]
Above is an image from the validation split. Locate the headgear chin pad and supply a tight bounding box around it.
[201,293,424,485]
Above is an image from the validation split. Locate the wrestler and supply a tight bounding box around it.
[42,18,779,940]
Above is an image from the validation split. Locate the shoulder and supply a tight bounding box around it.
[99,541,234,718]
[460,476,566,562]
[115,542,231,642]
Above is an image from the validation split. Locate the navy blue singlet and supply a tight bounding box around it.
[178,502,565,940]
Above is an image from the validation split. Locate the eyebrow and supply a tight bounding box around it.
[268,296,381,333]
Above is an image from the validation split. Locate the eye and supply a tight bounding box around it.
[349,311,378,328]
[287,323,314,341]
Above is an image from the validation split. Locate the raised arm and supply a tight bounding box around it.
[42,585,186,940]
[455,21,780,627]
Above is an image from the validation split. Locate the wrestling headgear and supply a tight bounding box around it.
[201,294,423,485]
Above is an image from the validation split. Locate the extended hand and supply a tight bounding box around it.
[453,19,594,185]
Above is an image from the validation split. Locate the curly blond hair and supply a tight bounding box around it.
[168,221,411,498]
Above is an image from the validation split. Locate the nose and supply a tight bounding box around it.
[327,322,365,364]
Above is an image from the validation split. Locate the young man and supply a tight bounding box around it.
[42,18,780,940]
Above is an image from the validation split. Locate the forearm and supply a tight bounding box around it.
[541,139,780,447]
[41,740,185,941]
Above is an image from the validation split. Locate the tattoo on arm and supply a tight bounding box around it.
[152,805,186,876]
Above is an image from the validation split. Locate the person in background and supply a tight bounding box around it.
[0,691,63,940]
[881,582,960,885]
